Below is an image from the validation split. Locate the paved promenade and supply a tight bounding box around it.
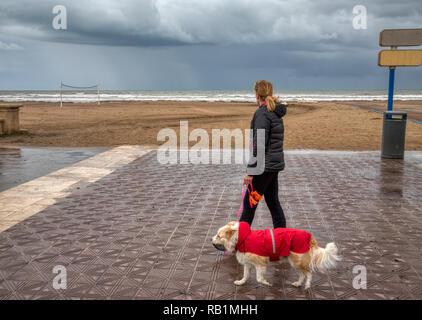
[0,148,421,299]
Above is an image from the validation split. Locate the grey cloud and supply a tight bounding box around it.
[0,0,421,91]
[0,40,23,50]
[0,0,419,48]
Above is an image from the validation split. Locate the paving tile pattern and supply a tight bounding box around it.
[0,146,149,233]
[0,151,421,300]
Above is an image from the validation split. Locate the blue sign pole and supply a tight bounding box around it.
[387,67,395,112]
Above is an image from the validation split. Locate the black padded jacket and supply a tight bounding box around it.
[246,102,286,175]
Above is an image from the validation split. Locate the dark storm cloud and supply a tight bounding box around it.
[2,0,419,47]
[0,0,421,90]
[0,0,180,46]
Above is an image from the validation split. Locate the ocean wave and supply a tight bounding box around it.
[1,91,421,103]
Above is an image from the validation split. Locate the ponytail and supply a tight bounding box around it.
[254,80,279,112]
[265,96,277,111]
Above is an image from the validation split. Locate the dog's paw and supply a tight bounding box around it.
[304,284,311,290]
[234,280,245,286]
[292,281,302,287]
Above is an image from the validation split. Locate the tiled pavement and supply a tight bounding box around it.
[0,149,421,300]
[0,146,149,233]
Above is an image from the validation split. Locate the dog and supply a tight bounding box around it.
[212,221,341,289]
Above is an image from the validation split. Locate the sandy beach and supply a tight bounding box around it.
[1,100,421,150]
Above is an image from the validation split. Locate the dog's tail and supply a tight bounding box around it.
[309,239,341,273]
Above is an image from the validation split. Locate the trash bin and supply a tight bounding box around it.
[381,111,407,159]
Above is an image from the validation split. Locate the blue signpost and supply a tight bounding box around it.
[387,67,395,112]
[378,28,422,159]
[387,67,395,119]
[379,29,422,115]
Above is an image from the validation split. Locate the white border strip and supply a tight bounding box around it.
[0,146,152,233]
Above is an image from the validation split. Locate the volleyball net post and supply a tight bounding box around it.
[60,81,63,108]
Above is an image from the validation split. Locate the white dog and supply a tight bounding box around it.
[212,221,341,289]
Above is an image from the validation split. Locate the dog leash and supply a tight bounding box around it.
[236,183,254,221]
[223,183,254,257]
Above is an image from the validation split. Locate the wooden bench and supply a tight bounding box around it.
[0,105,22,135]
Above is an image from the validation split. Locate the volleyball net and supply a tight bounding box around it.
[60,81,100,107]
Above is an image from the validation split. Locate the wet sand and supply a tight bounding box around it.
[0,100,421,150]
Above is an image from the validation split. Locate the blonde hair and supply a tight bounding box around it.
[254,80,279,111]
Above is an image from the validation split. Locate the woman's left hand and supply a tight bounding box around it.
[243,174,253,186]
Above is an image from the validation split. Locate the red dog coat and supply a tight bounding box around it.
[235,222,312,261]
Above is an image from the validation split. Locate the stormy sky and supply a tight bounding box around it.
[0,0,421,90]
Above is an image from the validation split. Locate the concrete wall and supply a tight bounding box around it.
[0,105,21,134]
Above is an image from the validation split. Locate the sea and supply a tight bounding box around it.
[0,90,422,103]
